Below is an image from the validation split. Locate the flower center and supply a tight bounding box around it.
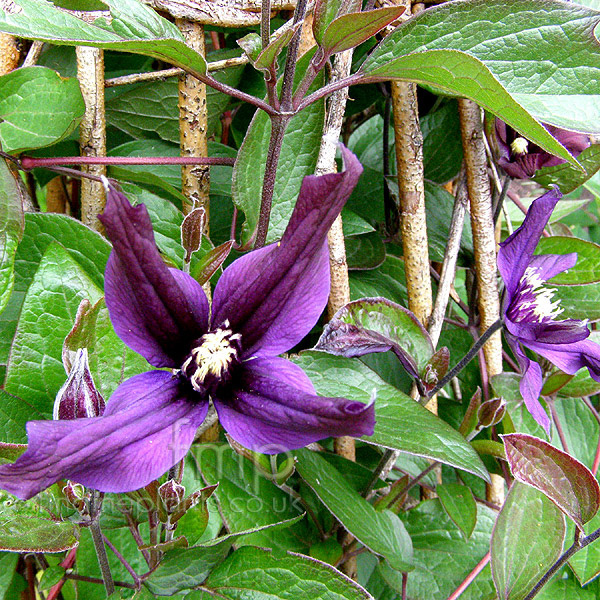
[181,324,241,393]
[510,137,529,156]
[508,267,564,324]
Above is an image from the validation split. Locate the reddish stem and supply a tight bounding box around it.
[46,548,78,600]
[20,155,235,169]
[446,552,491,600]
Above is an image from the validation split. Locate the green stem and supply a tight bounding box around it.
[88,493,115,597]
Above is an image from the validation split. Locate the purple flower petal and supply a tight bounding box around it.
[212,146,362,358]
[509,340,550,434]
[504,317,590,345]
[213,241,329,359]
[523,338,600,382]
[498,187,561,296]
[528,253,578,282]
[100,189,209,367]
[0,371,206,499]
[214,357,375,453]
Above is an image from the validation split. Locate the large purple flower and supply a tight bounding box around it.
[495,120,590,179]
[0,147,375,500]
[499,187,600,432]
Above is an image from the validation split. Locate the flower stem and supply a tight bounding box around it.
[88,493,115,597]
[427,319,504,398]
[254,115,291,248]
[64,573,135,590]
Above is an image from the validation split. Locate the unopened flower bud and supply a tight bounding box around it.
[477,397,506,429]
[159,480,186,515]
[53,348,105,420]
[181,208,206,262]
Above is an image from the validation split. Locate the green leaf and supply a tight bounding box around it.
[503,433,600,528]
[362,0,600,133]
[0,390,44,444]
[437,483,477,539]
[0,498,79,552]
[76,527,150,600]
[346,233,386,270]
[254,26,299,71]
[0,0,207,74]
[321,7,406,57]
[342,208,375,237]
[537,578,597,600]
[491,481,565,600]
[145,516,304,595]
[189,546,373,600]
[397,500,497,600]
[568,509,600,586]
[0,66,84,153]
[63,297,149,400]
[552,281,600,321]
[0,212,110,386]
[295,448,413,571]
[421,101,463,184]
[294,351,489,481]
[317,296,433,374]
[534,144,600,194]
[106,54,244,143]
[4,242,104,417]
[232,55,325,245]
[39,565,66,590]
[313,0,361,44]
[0,552,19,600]
[350,255,407,306]
[536,236,600,285]
[361,49,578,169]
[0,159,24,315]
[194,445,310,553]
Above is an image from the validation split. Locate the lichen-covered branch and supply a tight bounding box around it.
[458,98,504,505]
[76,46,106,233]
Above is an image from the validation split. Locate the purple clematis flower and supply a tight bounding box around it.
[0,146,375,500]
[499,187,600,432]
[495,119,590,179]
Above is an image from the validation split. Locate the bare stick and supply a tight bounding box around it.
[314,47,356,578]
[22,40,43,67]
[428,171,468,347]
[458,98,504,506]
[177,19,210,219]
[77,45,106,233]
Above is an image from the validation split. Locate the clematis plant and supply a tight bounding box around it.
[499,187,600,432]
[0,146,375,500]
[495,119,590,179]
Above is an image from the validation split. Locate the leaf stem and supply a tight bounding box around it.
[446,551,490,600]
[64,573,136,590]
[523,526,600,600]
[427,319,504,398]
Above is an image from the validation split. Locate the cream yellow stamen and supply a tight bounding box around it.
[510,137,529,156]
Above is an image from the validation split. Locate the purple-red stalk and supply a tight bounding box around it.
[20,155,235,169]
[446,552,491,600]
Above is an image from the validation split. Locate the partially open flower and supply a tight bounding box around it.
[498,187,600,432]
[0,146,375,500]
[495,119,589,179]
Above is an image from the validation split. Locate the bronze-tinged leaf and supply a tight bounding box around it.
[503,433,600,527]
[191,240,234,285]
